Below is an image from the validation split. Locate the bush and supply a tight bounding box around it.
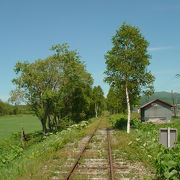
[109,114,127,130]
[110,114,142,130]
[156,144,180,179]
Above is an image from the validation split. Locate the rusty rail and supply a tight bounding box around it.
[64,120,101,180]
[107,128,115,180]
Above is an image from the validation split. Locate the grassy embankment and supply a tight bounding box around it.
[110,113,180,179]
[0,114,102,180]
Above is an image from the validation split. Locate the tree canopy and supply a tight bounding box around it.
[11,44,97,135]
[92,86,105,117]
[104,23,154,133]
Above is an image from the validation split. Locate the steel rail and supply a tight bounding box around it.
[107,128,115,180]
[64,120,101,180]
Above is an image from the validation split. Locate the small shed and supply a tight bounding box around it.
[140,99,173,123]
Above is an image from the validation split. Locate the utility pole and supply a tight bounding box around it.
[171,90,176,117]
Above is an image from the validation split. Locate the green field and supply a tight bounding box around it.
[0,115,41,141]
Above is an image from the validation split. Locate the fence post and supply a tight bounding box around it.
[167,127,170,147]
[21,127,25,150]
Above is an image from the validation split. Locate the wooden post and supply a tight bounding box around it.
[167,127,170,148]
[21,128,25,150]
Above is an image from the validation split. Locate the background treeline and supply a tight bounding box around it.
[106,88,180,114]
[141,91,180,105]
[106,85,140,115]
[0,100,32,116]
[10,44,105,135]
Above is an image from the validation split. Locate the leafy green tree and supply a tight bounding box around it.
[106,84,138,115]
[8,88,26,105]
[51,44,93,124]
[12,56,61,134]
[71,86,92,121]
[0,99,15,115]
[92,86,105,117]
[104,23,154,133]
[0,100,6,115]
[11,44,93,135]
[106,86,123,114]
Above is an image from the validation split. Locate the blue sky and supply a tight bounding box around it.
[0,0,180,102]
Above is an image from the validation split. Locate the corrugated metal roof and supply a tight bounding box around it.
[140,99,173,109]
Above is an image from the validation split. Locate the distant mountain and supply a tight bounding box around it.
[141,91,180,106]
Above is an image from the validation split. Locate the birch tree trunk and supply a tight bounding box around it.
[126,82,131,133]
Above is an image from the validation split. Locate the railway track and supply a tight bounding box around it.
[64,120,102,180]
[62,120,118,180]
[47,118,153,180]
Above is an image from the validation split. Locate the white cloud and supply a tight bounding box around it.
[148,46,173,52]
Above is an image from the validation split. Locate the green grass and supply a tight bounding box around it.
[171,118,180,142]
[0,117,98,180]
[110,114,180,179]
[0,115,41,141]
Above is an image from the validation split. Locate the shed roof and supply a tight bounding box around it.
[140,99,173,109]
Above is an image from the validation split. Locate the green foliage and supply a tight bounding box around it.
[104,23,154,132]
[130,118,180,179]
[0,99,17,116]
[106,86,127,114]
[171,118,180,141]
[104,22,154,104]
[11,43,95,134]
[109,114,128,130]
[110,114,180,179]
[0,119,91,179]
[92,85,105,117]
[8,88,26,105]
[156,145,180,179]
[0,144,24,166]
[0,98,33,117]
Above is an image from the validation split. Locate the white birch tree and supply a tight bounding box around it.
[104,23,154,133]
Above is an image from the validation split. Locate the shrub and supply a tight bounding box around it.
[156,144,180,179]
[109,114,127,130]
